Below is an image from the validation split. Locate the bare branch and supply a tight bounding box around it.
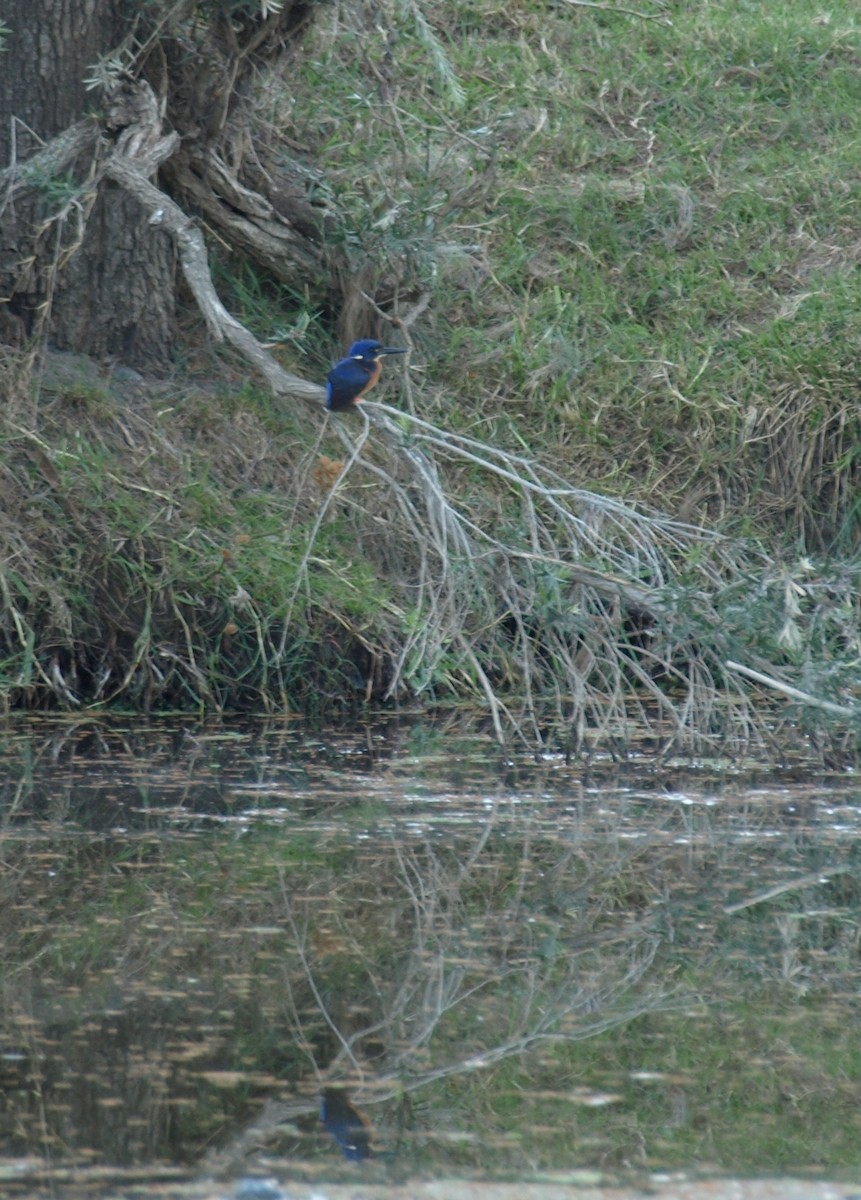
[103,153,324,402]
[724,866,851,915]
[726,659,858,718]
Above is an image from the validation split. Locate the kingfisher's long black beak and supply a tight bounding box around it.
[379,347,407,356]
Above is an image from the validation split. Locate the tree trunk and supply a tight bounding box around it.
[0,0,176,367]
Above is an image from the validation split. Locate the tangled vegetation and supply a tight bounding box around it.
[1,0,861,754]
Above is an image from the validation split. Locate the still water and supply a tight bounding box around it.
[1,715,860,1191]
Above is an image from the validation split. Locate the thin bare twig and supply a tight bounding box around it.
[724,866,851,915]
[557,0,673,26]
[726,660,857,718]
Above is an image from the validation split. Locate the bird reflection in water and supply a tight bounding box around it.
[320,1087,373,1161]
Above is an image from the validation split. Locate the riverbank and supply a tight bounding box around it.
[2,1,861,757]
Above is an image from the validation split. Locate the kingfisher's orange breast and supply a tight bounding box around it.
[358,358,383,398]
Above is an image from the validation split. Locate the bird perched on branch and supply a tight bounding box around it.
[320,1088,373,1160]
[325,338,406,411]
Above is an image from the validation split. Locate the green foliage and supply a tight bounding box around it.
[25,168,81,212]
[212,256,326,362]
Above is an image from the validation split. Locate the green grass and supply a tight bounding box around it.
[274,0,861,534]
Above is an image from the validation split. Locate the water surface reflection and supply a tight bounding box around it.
[0,717,859,1186]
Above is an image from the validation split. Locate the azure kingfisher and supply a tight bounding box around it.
[325,339,406,412]
[320,1088,373,1160]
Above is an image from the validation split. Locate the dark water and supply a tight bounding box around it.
[1,716,860,1189]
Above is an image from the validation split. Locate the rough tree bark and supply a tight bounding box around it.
[0,0,176,366]
[0,0,330,374]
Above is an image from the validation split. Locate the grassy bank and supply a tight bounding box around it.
[2,0,861,751]
[280,0,861,540]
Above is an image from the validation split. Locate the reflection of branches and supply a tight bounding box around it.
[395,971,665,1099]
[363,828,516,1068]
[300,826,669,1100]
[202,815,682,1177]
[357,854,667,1103]
[276,866,364,1079]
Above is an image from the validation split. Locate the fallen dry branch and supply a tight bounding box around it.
[311,399,758,748]
[278,394,855,753]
